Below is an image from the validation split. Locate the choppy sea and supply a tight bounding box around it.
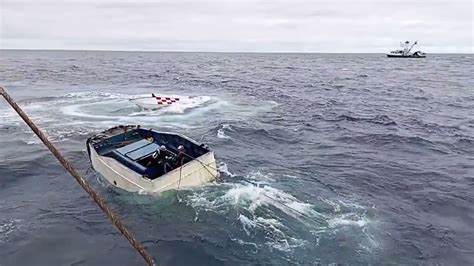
[0,50,473,265]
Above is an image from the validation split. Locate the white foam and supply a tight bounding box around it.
[315,197,372,231]
[230,237,259,249]
[217,124,232,139]
[328,215,369,228]
[138,189,149,195]
[217,128,230,139]
[189,171,317,219]
[282,174,299,179]
[217,162,235,177]
[56,93,217,128]
[245,171,275,182]
[238,214,256,235]
[285,201,314,215]
[223,184,273,213]
[254,216,284,235]
[191,180,320,234]
[235,212,306,252]
[64,91,129,99]
[0,109,21,124]
[25,137,42,145]
[270,236,308,252]
[20,123,99,145]
[185,170,379,254]
[0,219,22,242]
[319,197,342,213]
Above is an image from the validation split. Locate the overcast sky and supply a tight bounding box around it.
[0,0,472,53]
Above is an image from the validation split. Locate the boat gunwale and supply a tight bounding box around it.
[87,125,217,190]
[89,142,217,193]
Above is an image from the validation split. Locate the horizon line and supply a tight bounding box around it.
[1,48,472,55]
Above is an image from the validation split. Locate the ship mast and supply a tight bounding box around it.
[402,41,410,56]
[406,41,418,55]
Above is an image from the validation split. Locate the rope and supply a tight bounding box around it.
[181,151,222,182]
[0,86,156,266]
[176,159,184,201]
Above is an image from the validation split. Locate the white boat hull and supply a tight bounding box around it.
[130,97,168,110]
[88,142,219,194]
[386,53,426,58]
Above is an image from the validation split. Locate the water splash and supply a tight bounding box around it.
[0,219,22,243]
[186,170,378,254]
[217,124,232,139]
[217,162,235,177]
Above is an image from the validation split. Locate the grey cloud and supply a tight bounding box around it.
[0,0,472,53]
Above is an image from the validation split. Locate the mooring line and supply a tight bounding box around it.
[0,86,156,266]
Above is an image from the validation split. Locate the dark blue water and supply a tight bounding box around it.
[0,50,473,265]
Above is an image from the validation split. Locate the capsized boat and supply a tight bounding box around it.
[130,93,181,110]
[86,125,219,193]
[386,41,426,58]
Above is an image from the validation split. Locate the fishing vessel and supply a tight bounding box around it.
[86,125,219,193]
[386,41,426,58]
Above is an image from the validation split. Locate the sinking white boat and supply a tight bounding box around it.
[130,94,181,110]
[86,125,219,193]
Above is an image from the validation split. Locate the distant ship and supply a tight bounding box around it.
[387,41,426,58]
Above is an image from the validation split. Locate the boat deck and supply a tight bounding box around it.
[88,126,210,180]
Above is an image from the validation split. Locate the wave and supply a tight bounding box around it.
[455,136,473,144]
[338,133,433,145]
[225,124,302,145]
[408,118,463,133]
[314,114,397,126]
[337,133,455,154]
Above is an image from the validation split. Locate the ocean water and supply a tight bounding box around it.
[0,50,472,265]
